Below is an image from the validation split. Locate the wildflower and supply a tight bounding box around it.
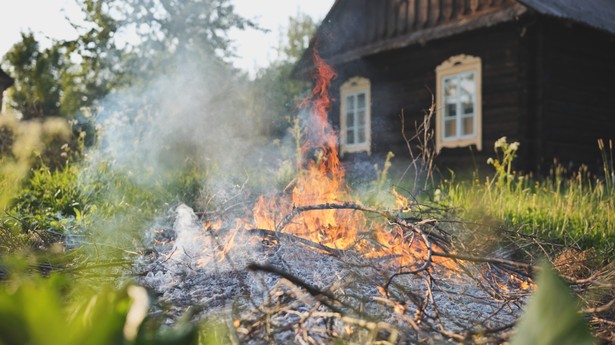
[494,136,507,150]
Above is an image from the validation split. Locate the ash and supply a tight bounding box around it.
[136,205,529,344]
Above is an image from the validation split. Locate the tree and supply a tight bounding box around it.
[248,13,318,138]
[2,0,254,120]
[3,33,66,120]
[279,13,318,63]
[97,0,256,79]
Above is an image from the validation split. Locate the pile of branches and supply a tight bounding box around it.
[232,202,530,344]
[140,201,614,344]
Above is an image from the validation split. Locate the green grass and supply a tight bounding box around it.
[441,137,614,255]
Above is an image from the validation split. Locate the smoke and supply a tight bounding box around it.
[95,58,260,180]
[82,49,302,216]
[171,204,203,260]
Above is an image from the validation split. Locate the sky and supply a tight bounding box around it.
[0,0,335,74]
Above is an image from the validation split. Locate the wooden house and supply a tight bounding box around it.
[0,68,13,112]
[295,0,615,173]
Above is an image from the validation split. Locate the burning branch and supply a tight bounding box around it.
[247,228,345,257]
[273,202,450,249]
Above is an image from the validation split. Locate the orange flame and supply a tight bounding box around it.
[392,187,412,212]
[253,50,364,250]
[252,50,457,270]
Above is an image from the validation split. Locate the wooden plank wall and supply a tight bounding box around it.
[321,2,615,174]
[328,22,526,173]
[538,17,615,171]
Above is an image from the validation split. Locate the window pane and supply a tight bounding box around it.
[466,72,474,84]
[444,119,456,138]
[347,129,355,144]
[346,95,355,112]
[357,127,366,143]
[459,93,470,105]
[463,116,474,136]
[460,74,474,112]
[358,110,365,126]
[445,103,457,118]
[444,78,457,98]
[347,112,354,127]
[463,101,474,115]
[461,73,474,94]
[357,93,365,109]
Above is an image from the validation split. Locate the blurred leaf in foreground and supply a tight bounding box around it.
[0,275,204,345]
[511,261,594,345]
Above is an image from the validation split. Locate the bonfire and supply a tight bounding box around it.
[139,51,544,344]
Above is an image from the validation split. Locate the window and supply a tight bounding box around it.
[436,55,482,152]
[340,77,371,155]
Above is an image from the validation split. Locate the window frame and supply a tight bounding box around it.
[340,77,371,155]
[435,55,482,152]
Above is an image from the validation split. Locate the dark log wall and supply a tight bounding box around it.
[328,21,527,172]
[315,1,615,174]
[536,17,615,171]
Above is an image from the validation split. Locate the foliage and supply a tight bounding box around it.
[0,0,251,255]
[0,114,70,252]
[115,0,253,55]
[511,261,594,345]
[0,115,208,257]
[4,163,86,249]
[2,21,120,120]
[97,0,255,81]
[0,273,217,345]
[278,13,318,63]
[1,0,253,122]
[2,34,66,120]
[248,13,317,138]
[442,137,615,254]
[0,114,70,210]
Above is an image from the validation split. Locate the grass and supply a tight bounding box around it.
[0,110,611,344]
[440,137,614,255]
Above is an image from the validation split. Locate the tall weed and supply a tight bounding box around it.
[443,137,614,253]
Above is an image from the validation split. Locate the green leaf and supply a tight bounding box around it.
[510,261,594,345]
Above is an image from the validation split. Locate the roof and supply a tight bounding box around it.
[294,0,615,76]
[0,68,14,90]
[518,0,615,35]
[295,0,528,75]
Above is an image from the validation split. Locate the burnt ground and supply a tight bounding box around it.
[135,204,536,344]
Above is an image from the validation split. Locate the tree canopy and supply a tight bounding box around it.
[249,13,318,138]
[1,0,255,120]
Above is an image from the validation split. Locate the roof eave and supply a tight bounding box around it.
[517,0,615,35]
[293,3,528,77]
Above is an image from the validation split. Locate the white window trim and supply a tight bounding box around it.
[340,77,371,155]
[435,54,482,153]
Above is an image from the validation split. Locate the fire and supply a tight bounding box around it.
[392,187,412,212]
[251,50,457,271]
[253,50,364,250]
